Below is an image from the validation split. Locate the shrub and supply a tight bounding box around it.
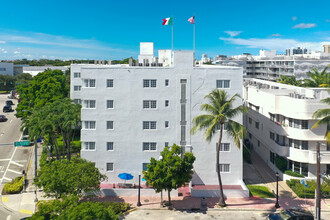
[285,170,304,177]
[103,202,130,215]
[286,179,330,198]
[274,156,287,172]
[4,176,24,194]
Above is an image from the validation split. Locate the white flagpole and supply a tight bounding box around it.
[193,16,195,56]
[171,16,174,53]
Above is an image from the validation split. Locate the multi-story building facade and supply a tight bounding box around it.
[244,79,329,179]
[70,48,248,197]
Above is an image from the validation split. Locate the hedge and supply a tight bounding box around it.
[274,156,287,172]
[285,170,304,178]
[286,179,330,198]
[4,176,24,194]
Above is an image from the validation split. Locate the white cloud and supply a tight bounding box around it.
[326,19,330,22]
[0,41,5,44]
[292,23,317,29]
[271,33,282,37]
[14,51,20,54]
[3,51,8,54]
[292,16,298,21]
[224,31,243,37]
[219,36,330,52]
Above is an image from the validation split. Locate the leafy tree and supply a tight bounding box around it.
[303,67,330,88]
[143,144,195,206]
[277,75,302,86]
[191,89,246,207]
[15,73,33,85]
[34,157,107,198]
[312,98,330,144]
[15,69,68,119]
[0,74,15,92]
[21,98,81,160]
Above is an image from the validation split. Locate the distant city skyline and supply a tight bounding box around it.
[0,0,329,60]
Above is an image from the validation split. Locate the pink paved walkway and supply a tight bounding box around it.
[84,195,330,211]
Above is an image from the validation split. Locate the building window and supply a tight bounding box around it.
[107,79,114,88]
[270,132,275,140]
[106,121,114,130]
[165,100,169,107]
[143,121,156,130]
[255,122,259,129]
[74,99,81,104]
[107,100,114,109]
[74,85,81,91]
[83,100,96,109]
[216,80,230,88]
[289,118,293,127]
[143,100,157,109]
[84,142,96,150]
[301,141,308,150]
[270,152,275,164]
[74,72,81,78]
[301,163,308,176]
[219,164,230,172]
[248,132,252,139]
[217,143,230,151]
[294,119,300,128]
[106,142,114,151]
[143,79,157,88]
[143,163,149,171]
[165,142,169,147]
[249,117,252,124]
[84,79,96,87]
[293,140,299,149]
[106,163,114,171]
[165,79,169,86]
[165,121,169,128]
[83,121,96,129]
[257,140,260,147]
[301,120,308,129]
[143,142,157,151]
[0,68,6,71]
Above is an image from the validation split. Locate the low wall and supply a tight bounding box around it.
[99,188,178,197]
[283,174,316,182]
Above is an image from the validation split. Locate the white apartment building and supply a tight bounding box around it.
[244,79,329,179]
[70,46,248,197]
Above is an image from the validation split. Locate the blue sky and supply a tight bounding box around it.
[0,0,329,60]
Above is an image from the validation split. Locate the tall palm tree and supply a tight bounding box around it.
[191,89,246,207]
[312,98,330,144]
[303,67,329,88]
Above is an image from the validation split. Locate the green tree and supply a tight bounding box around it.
[143,144,196,206]
[191,89,246,207]
[0,74,16,92]
[21,98,81,160]
[277,75,302,86]
[312,98,330,144]
[15,69,68,119]
[15,73,33,85]
[303,67,330,88]
[34,157,107,198]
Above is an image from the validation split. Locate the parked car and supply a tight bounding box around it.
[6,100,14,105]
[0,115,7,122]
[268,209,313,220]
[3,105,12,113]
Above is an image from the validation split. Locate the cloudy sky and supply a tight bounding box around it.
[0,0,329,60]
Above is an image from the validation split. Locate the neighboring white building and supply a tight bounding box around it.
[0,63,14,76]
[70,47,248,197]
[244,79,329,180]
[23,66,69,77]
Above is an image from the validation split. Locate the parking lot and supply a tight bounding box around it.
[0,94,33,185]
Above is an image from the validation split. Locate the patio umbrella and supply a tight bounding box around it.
[118,173,134,183]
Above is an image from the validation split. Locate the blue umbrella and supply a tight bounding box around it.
[118,173,134,183]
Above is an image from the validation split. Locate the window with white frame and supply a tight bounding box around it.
[83,100,96,108]
[106,79,114,88]
[143,79,157,88]
[165,79,169,86]
[143,142,157,151]
[216,80,230,88]
[219,164,230,172]
[74,85,81,91]
[84,79,96,87]
[106,142,114,151]
[143,100,157,109]
[74,72,81,78]
[106,121,114,130]
[216,122,228,130]
[83,142,96,150]
[143,121,157,130]
[83,121,96,129]
[107,100,114,109]
[106,163,114,171]
[74,99,81,104]
[220,143,230,151]
[165,121,169,128]
[165,100,169,107]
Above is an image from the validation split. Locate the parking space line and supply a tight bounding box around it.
[0,147,17,185]
[11,161,24,167]
[0,159,10,161]
[20,209,33,215]
[7,169,21,175]
[3,177,12,181]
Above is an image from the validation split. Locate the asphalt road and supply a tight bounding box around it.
[0,94,33,220]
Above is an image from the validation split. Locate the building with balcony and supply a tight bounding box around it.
[70,43,248,197]
[244,79,329,179]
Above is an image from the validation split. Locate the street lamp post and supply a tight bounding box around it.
[275,172,280,208]
[137,174,141,206]
[159,155,163,206]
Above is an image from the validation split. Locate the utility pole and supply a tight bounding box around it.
[316,142,321,220]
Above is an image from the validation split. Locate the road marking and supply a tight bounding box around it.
[0,147,17,185]
[9,119,12,123]
[6,215,11,220]
[0,159,10,161]
[2,196,8,202]
[0,165,4,172]
[20,209,33,215]
[13,160,27,163]
[7,169,21,175]
[11,161,24,167]
[3,177,12,181]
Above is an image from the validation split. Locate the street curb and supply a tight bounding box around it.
[133,207,330,212]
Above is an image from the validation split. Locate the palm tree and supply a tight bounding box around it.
[191,89,246,207]
[312,98,330,144]
[303,67,329,88]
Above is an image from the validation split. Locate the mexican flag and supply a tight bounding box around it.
[162,17,173,25]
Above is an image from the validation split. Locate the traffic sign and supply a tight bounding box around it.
[14,141,30,147]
